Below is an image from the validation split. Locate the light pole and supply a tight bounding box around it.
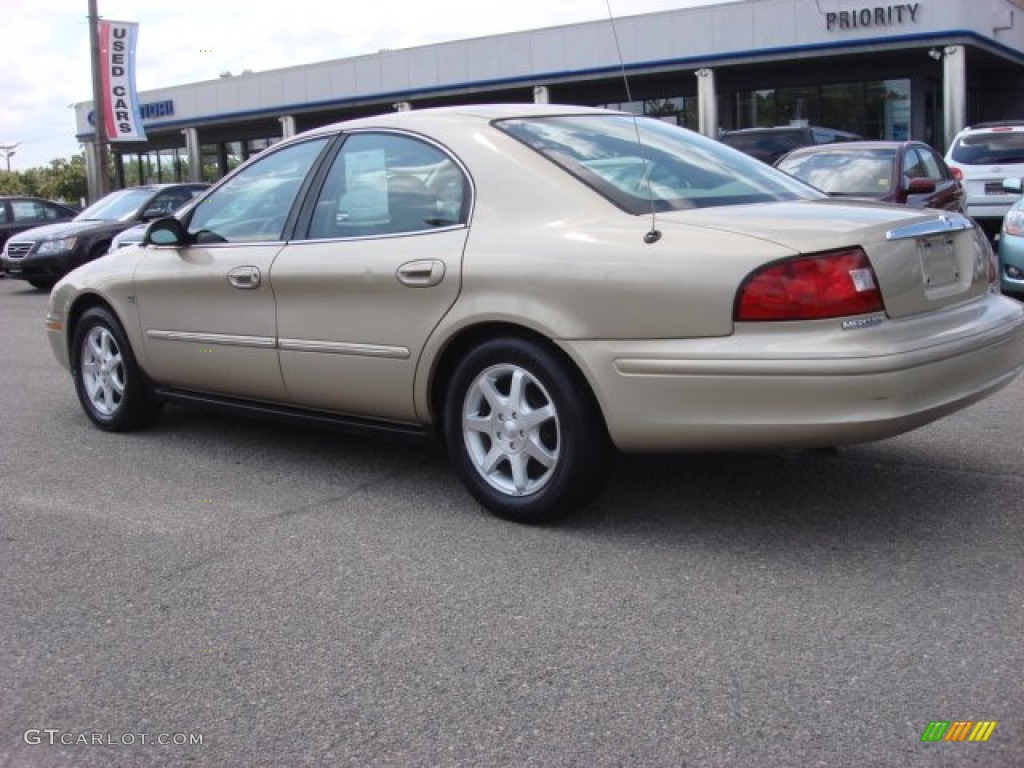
[87,0,110,198]
[0,142,19,172]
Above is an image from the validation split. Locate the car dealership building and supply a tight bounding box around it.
[75,0,1024,200]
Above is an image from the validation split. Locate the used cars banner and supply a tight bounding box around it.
[98,20,145,141]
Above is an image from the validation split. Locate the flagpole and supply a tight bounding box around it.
[88,0,111,198]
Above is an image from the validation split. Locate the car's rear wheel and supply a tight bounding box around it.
[444,337,611,524]
[71,307,162,431]
[28,278,55,291]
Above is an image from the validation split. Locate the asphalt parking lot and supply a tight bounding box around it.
[1,276,1021,767]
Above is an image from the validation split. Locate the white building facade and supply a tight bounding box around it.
[75,0,1024,199]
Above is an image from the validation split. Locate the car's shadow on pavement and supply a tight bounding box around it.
[139,404,1000,561]
[565,444,1004,564]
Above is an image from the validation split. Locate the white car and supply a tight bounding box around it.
[945,121,1024,240]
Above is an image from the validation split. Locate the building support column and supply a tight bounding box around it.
[83,141,105,203]
[183,127,202,182]
[695,68,718,138]
[533,86,550,104]
[279,115,297,139]
[943,45,966,148]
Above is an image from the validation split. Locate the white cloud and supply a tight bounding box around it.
[1,0,719,170]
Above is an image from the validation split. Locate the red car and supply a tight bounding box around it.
[775,140,965,212]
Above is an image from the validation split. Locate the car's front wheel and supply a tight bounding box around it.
[444,338,612,524]
[71,307,163,431]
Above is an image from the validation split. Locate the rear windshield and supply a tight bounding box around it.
[777,148,896,197]
[720,130,805,155]
[494,115,820,214]
[950,130,1024,165]
[74,188,156,222]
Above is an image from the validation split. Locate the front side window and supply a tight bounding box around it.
[915,147,947,181]
[148,187,204,217]
[905,147,946,182]
[497,115,820,214]
[188,138,329,243]
[306,132,468,240]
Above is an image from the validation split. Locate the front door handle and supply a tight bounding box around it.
[227,266,261,290]
[396,259,445,287]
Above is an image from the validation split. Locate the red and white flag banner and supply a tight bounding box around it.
[98,19,146,141]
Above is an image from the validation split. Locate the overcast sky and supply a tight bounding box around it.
[0,0,725,170]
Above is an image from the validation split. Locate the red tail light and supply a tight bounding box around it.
[949,166,963,182]
[735,248,884,321]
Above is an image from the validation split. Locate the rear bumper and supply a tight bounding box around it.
[566,296,1024,452]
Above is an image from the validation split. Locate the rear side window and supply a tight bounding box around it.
[498,115,819,214]
[950,130,1024,165]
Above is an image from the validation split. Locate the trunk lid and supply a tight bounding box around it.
[665,199,990,319]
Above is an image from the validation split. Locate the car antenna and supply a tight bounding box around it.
[604,0,661,244]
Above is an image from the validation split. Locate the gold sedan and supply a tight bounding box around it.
[46,105,1024,523]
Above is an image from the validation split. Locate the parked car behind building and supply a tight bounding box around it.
[775,141,964,212]
[944,121,1024,240]
[719,125,862,164]
[998,177,1024,298]
[0,196,77,253]
[2,183,208,290]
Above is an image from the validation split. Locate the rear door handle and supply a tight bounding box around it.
[396,259,445,287]
[227,266,261,290]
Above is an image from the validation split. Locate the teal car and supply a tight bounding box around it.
[999,178,1024,299]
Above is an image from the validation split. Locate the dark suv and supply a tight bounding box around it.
[1,183,208,290]
[719,125,862,164]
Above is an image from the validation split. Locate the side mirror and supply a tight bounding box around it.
[143,217,188,246]
[906,177,936,194]
[141,206,167,221]
[1002,177,1023,194]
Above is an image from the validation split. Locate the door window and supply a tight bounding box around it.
[188,138,329,243]
[307,132,468,240]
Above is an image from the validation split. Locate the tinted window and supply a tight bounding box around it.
[188,138,329,243]
[950,130,1024,165]
[915,147,947,181]
[905,147,946,182]
[720,130,805,163]
[10,200,64,223]
[307,132,468,239]
[147,187,204,217]
[499,115,819,214]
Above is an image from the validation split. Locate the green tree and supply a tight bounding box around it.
[0,171,23,195]
[0,155,87,204]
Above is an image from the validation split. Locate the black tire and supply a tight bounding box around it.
[444,337,612,524]
[70,307,163,431]
[28,278,56,291]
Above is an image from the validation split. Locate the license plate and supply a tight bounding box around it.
[920,236,959,288]
[985,181,1006,195]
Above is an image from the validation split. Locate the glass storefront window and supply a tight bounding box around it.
[595,97,700,131]
[732,79,911,140]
